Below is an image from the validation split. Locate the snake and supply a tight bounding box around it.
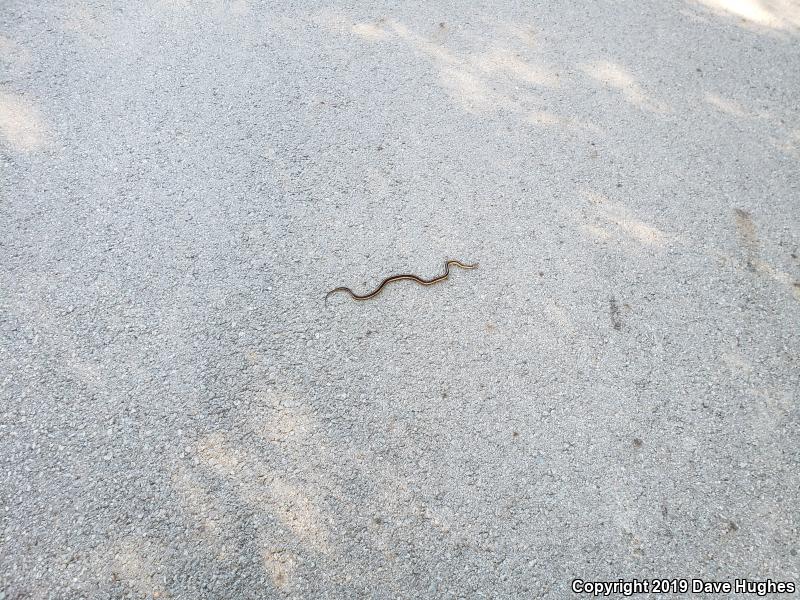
[326,259,478,301]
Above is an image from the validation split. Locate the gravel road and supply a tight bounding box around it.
[1,0,799,598]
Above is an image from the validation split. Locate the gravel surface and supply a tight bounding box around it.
[1,1,799,598]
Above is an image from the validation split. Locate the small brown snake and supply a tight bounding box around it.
[326,259,478,301]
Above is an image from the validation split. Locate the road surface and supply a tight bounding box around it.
[1,0,799,597]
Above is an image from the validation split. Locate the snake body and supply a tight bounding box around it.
[326,259,478,301]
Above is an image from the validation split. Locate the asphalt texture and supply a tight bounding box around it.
[1,1,799,598]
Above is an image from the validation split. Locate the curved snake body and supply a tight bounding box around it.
[326,259,478,301]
